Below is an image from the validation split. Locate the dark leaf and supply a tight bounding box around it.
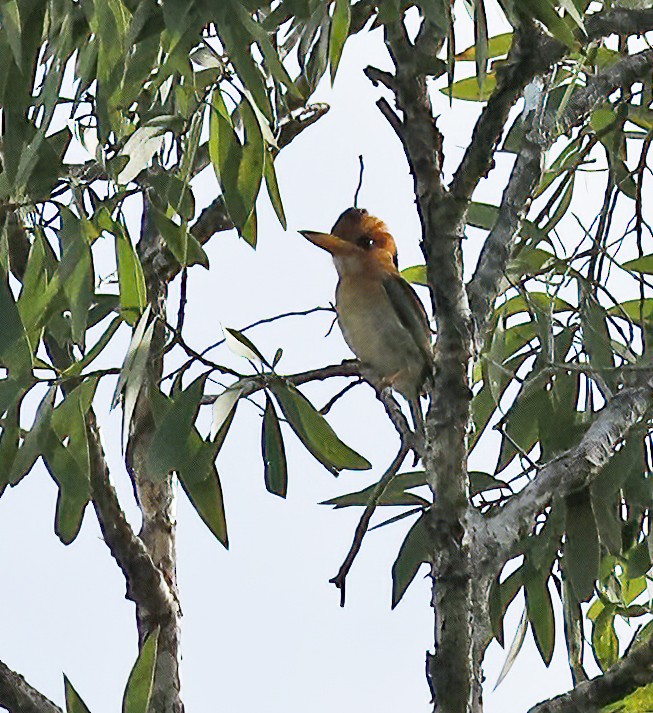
[391,512,431,608]
[524,569,555,666]
[270,379,371,474]
[262,396,288,498]
[564,490,599,602]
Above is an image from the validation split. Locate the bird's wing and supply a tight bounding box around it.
[381,274,432,361]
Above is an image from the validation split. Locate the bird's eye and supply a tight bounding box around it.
[357,235,375,249]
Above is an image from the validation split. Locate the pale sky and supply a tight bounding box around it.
[0,5,619,712]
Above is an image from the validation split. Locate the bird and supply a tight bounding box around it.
[299,207,432,439]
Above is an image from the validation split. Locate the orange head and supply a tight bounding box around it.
[300,207,399,272]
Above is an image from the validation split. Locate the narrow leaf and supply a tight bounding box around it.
[65,676,92,713]
[525,571,556,665]
[270,379,371,474]
[391,513,430,608]
[494,607,528,689]
[262,396,288,498]
[564,491,599,602]
[122,628,159,713]
[223,327,267,364]
[329,0,351,83]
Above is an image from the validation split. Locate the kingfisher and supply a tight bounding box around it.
[300,207,432,438]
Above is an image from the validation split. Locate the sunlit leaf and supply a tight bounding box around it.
[456,32,513,61]
[592,604,618,671]
[401,265,428,285]
[122,628,158,713]
[329,0,351,83]
[440,72,496,101]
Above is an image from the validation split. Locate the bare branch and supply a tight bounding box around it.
[87,416,178,622]
[586,7,653,41]
[329,444,410,606]
[482,376,653,571]
[0,660,62,713]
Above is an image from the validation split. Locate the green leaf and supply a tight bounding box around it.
[623,255,653,275]
[624,541,651,579]
[270,379,371,474]
[17,230,63,341]
[525,569,555,665]
[329,0,351,83]
[440,72,496,101]
[603,683,653,713]
[0,267,32,373]
[564,491,599,602]
[264,150,287,230]
[521,0,577,48]
[58,207,94,348]
[391,512,430,608]
[455,32,513,60]
[489,566,523,647]
[46,380,97,544]
[469,471,509,496]
[122,628,158,713]
[147,387,229,546]
[209,90,264,242]
[592,604,619,671]
[233,2,300,97]
[472,0,489,89]
[115,227,147,324]
[61,316,123,378]
[262,396,288,498]
[65,676,92,713]
[322,471,428,508]
[401,265,428,286]
[179,456,229,548]
[150,207,209,269]
[146,373,208,478]
[496,376,547,473]
[581,293,614,374]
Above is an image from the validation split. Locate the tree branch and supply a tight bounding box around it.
[0,660,62,713]
[449,23,554,205]
[482,375,653,571]
[529,630,653,713]
[585,7,653,41]
[329,444,410,607]
[467,46,653,351]
[88,416,178,622]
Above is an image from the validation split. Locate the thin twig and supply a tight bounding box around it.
[354,155,364,207]
[200,306,335,357]
[320,378,363,414]
[329,444,410,606]
[177,267,188,333]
